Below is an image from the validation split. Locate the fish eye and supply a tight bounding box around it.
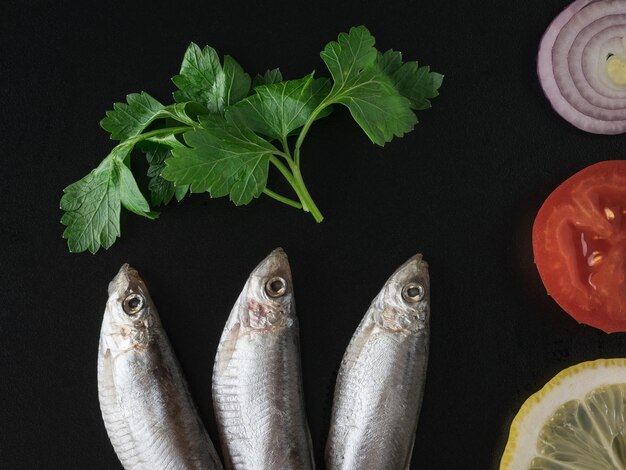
[402,283,424,303]
[123,293,144,315]
[265,276,287,297]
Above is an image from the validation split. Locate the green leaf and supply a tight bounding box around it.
[144,143,189,206]
[61,28,444,254]
[100,92,165,141]
[227,74,331,141]
[118,163,157,218]
[330,68,416,145]
[162,115,277,205]
[60,152,123,254]
[172,43,250,112]
[139,136,190,205]
[320,26,416,146]
[146,145,175,206]
[376,49,443,110]
[376,49,403,75]
[172,43,222,106]
[138,132,184,150]
[253,68,283,87]
[101,93,199,142]
[165,102,203,125]
[60,143,156,253]
[223,55,252,105]
[174,184,188,202]
[321,26,378,83]
[183,101,211,120]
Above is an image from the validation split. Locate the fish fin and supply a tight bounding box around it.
[213,322,241,377]
[403,425,417,470]
[306,421,316,469]
[337,319,376,379]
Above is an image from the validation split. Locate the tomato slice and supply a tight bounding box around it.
[533,160,626,332]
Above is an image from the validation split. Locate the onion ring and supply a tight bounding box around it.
[538,0,626,134]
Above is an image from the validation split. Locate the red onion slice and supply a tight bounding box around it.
[556,4,626,118]
[538,0,626,134]
[574,24,626,105]
[583,34,626,97]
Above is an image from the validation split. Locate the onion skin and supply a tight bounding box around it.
[537,0,626,134]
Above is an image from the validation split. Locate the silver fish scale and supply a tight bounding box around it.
[98,342,221,469]
[98,265,222,470]
[327,325,428,469]
[212,249,314,470]
[214,327,312,470]
[326,254,430,470]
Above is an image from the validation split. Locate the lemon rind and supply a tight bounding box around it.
[500,358,626,469]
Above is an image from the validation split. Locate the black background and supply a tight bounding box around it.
[3,0,626,468]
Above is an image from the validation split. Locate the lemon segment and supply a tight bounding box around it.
[501,359,626,469]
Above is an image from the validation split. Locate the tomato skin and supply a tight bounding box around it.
[533,160,626,333]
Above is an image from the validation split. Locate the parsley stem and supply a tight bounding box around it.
[263,188,302,209]
[290,163,324,223]
[280,137,291,157]
[269,156,323,221]
[268,105,328,222]
[269,156,306,205]
[293,101,329,166]
[130,126,193,144]
[273,150,294,163]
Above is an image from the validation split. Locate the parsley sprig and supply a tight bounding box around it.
[60,26,442,253]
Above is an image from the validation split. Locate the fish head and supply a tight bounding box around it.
[235,248,295,331]
[101,264,158,352]
[372,254,430,333]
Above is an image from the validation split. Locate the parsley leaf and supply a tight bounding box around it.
[223,55,251,106]
[60,155,121,254]
[61,27,442,253]
[376,48,403,75]
[376,50,443,110]
[147,152,175,206]
[227,74,331,141]
[253,68,283,87]
[100,93,198,141]
[145,145,179,206]
[60,143,155,253]
[172,43,251,113]
[320,26,417,145]
[138,137,189,206]
[100,92,166,141]
[118,163,157,218]
[162,115,277,205]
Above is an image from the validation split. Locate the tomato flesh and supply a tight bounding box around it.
[533,161,626,332]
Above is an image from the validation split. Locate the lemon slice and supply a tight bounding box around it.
[501,359,626,469]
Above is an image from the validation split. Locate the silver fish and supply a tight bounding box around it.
[325,254,430,470]
[98,264,223,470]
[212,248,314,470]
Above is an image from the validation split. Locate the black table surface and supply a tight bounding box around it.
[3,0,626,468]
